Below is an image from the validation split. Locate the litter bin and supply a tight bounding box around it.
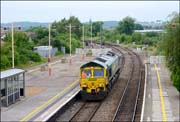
[41,64,48,71]
[61,58,66,63]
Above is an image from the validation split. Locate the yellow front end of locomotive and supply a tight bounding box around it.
[80,67,107,94]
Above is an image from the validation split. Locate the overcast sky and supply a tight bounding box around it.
[1,1,179,23]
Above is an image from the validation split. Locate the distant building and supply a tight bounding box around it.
[134,29,165,34]
[33,46,58,57]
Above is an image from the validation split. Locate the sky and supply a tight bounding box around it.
[1,1,179,23]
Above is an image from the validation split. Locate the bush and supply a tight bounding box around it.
[86,49,92,56]
[1,55,11,69]
[30,52,42,62]
[55,51,63,56]
[131,32,142,44]
[171,68,180,92]
[145,32,158,37]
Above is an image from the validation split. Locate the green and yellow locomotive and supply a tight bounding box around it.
[79,51,123,100]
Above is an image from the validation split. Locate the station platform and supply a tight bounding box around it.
[1,48,111,121]
[142,58,179,121]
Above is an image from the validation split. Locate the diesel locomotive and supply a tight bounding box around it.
[79,51,123,100]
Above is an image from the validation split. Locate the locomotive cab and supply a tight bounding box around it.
[80,67,107,92]
[80,62,108,100]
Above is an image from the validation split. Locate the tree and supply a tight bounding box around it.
[131,32,142,44]
[68,16,82,38]
[29,16,82,54]
[134,23,144,30]
[52,16,82,39]
[116,16,135,35]
[92,21,103,37]
[1,31,42,69]
[162,12,180,91]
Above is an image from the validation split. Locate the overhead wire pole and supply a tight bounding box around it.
[101,23,103,48]
[48,24,51,76]
[48,24,51,61]
[82,24,85,59]
[69,23,72,65]
[66,23,77,65]
[11,23,14,69]
[100,24,102,48]
[91,22,92,48]
[66,23,79,64]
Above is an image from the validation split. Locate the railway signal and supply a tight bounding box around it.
[3,27,7,31]
[2,26,21,31]
[4,24,23,69]
[18,26,21,30]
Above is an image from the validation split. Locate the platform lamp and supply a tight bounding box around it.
[66,23,73,65]
[66,23,80,65]
[82,24,85,59]
[100,23,103,48]
[11,23,22,69]
[48,24,52,76]
[11,23,14,68]
[48,24,51,63]
[91,22,93,48]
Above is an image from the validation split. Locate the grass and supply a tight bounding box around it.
[85,37,101,41]
[1,54,65,71]
[17,58,47,69]
[118,42,158,55]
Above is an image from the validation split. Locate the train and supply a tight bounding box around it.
[79,51,123,100]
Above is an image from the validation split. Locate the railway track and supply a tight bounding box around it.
[112,44,144,121]
[69,102,101,121]
[66,44,125,122]
[48,42,145,122]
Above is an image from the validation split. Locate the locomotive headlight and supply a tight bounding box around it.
[99,84,103,87]
[82,84,87,87]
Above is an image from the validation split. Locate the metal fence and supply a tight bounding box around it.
[34,46,58,57]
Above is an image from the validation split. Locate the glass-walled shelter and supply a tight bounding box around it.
[0,69,25,107]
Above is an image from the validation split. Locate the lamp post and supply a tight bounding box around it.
[69,23,72,65]
[66,24,80,65]
[10,23,22,69]
[66,23,72,65]
[100,24,102,48]
[91,23,92,48]
[11,23,14,68]
[48,24,52,76]
[82,24,85,59]
[48,24,51,62]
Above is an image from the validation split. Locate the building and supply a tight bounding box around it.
[134,29,165,34]
[33,46,58,57]
[1,69,25,107]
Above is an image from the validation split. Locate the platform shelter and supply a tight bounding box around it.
[0,69,25,107]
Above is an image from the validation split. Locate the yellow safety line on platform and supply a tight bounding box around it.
[20,80,79,122]
[154,64,167,122]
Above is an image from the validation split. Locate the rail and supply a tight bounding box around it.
[112,45,143,121]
